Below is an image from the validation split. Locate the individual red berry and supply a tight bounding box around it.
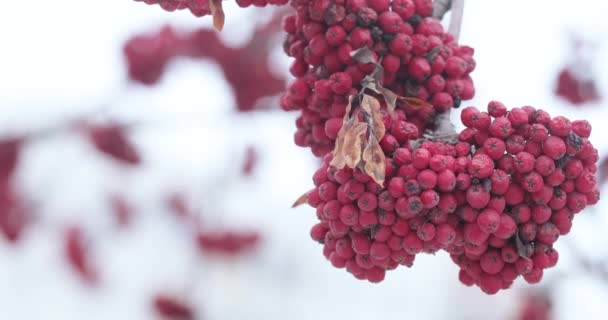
[522,268,543,284]
[464,222,490,245]
[437,170,456,192]
[514,152,535,173]
[417,169,438,189]
[545,168,566,187]
[542,136,567,160]
[329,72,353,94]
[529,123,549,142]
[480,250,504,275]
[493,214,517,239]
[466,184,490,209]
[490,169,510,195]
[567,192,588,213]
[468,154,494,178]
[370,241,391,260]
[575,171,596,193]
[458,269,475,286]
[487,101,507,117]
[420,189,440,208]
[477,208,500,233]
[325,25,347,47]
[504,184,525,205]
[403,233,423,254]
[505,135,526,154]
[366,267,386,283]
[548,116,572,137]
[488,117,513,139]
[435,223,456,246]
[536,222,559,245]
[507,108,529,126]
[338,204,359,226]
[479,273,502,295]
[483,138,507,160]
[357,192,378,211]
[318,181,338,201]
[408,57,431,81]
[472,112,492,131]
[515,257,533,275]
[322,200,341,220]
[521,171,544,193]
[444,56,467,78]
[572,120,592,138]
[488,195,506,212]
[417,223,436,241]
[460,106,480,128]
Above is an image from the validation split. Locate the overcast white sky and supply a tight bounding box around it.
[0,1,608,319]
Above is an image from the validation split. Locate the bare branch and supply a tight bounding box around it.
[432,0,452,20]
[448,0,465,41]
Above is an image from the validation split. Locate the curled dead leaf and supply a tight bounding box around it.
[401,97,433,111]
[292,191,310,208]
[342,122,368,168]
[209,0,225,31]
[350,47,377,64]
[379,87,398,118]
[329,117,351,169]
[362,94,385,141]
[515,231,533,260]
[362,135,386,186]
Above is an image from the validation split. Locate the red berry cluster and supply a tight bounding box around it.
[89,124,142,166]
[451,102,599,293]
[153,293,195,320]
[124,24,285,111]
[0,138,28,243]
[64,225,98,285]
[518,293,552,320]
[132,0,287,17]
[132,0,212,17]
[280,0,475,156]
[306,100,599,293]
[196,230,261,256]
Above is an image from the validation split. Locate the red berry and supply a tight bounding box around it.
[542,136,567,160]
[477,208,500,233]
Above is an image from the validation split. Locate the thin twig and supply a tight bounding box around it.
[448,0,465,41]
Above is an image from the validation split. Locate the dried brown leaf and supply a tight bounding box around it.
[362,135,386,187]
[401,97,433,110]
[379,87,398,118]
[291,191,309,208]
[342,122,368,169]
[330,117,352,169]
[515,231,533,259]
[209,0,225,31]
[330,97,355,169]
[361,75,380,93]
[362,94,385,141]
[350,47,377,64]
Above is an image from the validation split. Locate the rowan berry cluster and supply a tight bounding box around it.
[196,230,261,256]
[132,0,213,17]
[280,0,475,156]
[132,0,288,17]
[306,100,599,294]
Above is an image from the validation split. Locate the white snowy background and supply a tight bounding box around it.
[0,0,608,319]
